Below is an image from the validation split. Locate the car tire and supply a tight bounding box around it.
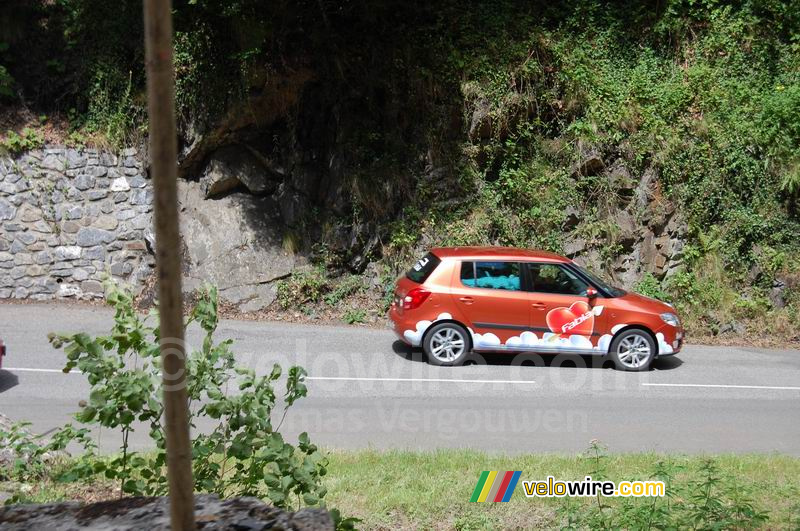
[423,322,471,366]
[609,329,656,371]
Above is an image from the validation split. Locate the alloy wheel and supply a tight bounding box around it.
[616,333,652,369]
[429,327,466,362]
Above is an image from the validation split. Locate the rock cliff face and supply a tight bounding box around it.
[178,179,298,311]
[163,63,691,301]
[564,162,688,287]
[1,141,689,311]
[172,50,443,278]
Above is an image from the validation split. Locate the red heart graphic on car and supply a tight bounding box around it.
[546,301,594,336]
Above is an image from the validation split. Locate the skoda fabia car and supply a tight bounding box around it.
[389,247,683,371]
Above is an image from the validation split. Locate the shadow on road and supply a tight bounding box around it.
[392,340,683,371]
[0,370,19,393]
[652,356,683,370]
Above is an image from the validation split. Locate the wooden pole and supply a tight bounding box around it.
[143,1,195,529]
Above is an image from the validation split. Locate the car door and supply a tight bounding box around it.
[450,260,531,349]
[525,262,605,352]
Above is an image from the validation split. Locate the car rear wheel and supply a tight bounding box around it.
[609,329,655,371]
[423,322,470,366]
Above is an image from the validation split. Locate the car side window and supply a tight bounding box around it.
[528,263,588,295]
[462,261,522,291]
[460,261,476,286]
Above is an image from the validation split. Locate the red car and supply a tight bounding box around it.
[389,247,683,371]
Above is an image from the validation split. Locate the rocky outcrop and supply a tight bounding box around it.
[174,61,431,275]
[177,68,315,181]
[571,149,605,177]
[199,145,283,198]
[565,162,688,289]
[0,494,333,530]
[178,180,298,312]
[468,99,493,141]
[0,148,154,300]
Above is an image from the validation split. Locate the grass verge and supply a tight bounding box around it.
[323,449,800,529]
[4,449,800,529]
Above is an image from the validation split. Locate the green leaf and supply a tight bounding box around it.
[76,406,97,423]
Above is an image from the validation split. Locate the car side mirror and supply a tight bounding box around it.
[585,287,598,299]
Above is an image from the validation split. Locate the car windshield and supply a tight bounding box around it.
[570,263,626,297]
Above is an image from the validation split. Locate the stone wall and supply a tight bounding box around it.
[0,147,154,300]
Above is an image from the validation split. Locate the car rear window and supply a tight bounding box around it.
[406,253,441,284]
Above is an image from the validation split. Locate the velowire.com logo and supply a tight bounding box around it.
[470,471,522,503]
[471,472,666,502]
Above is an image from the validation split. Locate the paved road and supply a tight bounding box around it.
[1,303,799,455]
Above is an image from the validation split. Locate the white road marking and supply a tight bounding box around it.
[4,367,82,374]
[5,369,797,391]
[643,382,800,391]
[307,376,537,385]
[7,370,534,385]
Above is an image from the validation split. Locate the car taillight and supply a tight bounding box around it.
[403,288,431,310]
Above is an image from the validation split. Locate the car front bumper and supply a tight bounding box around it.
[654,324,684,357]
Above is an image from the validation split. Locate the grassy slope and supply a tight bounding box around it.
[324,450,800,529]
[7,450,799,529]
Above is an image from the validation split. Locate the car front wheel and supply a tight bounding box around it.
[423,322,470,366]
[609,329,655,371]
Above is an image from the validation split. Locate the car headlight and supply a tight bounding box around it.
[660,313,680,327]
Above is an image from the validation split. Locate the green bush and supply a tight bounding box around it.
[634,273,670,302]
[276,269,367,311]
[324,276,365,306]
[1,128,44,154]
[440,0,800,291]
[23,282,330,509]
[275,267,329,310]
[82,70,144,147]
[342,308,367,325]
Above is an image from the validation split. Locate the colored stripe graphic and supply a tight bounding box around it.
[477,471,498,502]
[471,471,522,502]
[486,471,504,501]
[470,471,490,502]
[493,471,514,502]
[501,471,522,502]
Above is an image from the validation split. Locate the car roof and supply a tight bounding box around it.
[430,246,570,263]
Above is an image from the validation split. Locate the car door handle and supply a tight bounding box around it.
[531,302,546,310]
[458,296,474,304]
